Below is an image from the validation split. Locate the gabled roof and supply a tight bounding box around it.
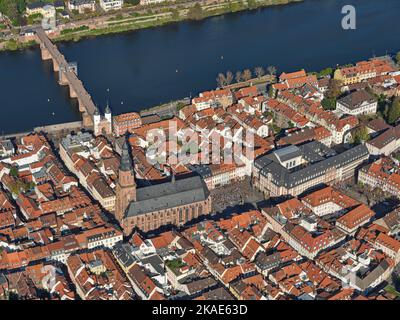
[126,175,210,217]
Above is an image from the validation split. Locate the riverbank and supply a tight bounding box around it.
[2,0,399,134]
[0,0,303,52]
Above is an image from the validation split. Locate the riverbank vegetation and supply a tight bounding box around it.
[0,0,303,51]
[60,25,90,35]
[48,0,304,44]
[1,38,35,51]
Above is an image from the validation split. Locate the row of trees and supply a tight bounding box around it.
[216,65,277,87]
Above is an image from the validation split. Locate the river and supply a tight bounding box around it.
[1,0,400,134]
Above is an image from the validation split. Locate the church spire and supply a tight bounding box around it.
[120,140,133,172]
[105,101,111,114]
[94,105,100,116]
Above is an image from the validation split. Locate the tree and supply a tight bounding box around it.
[125,0,140,5]
[216,73,227,87]
[10,166,18,177]
[235,71,242,83]
[248,0,257,9]
[326,79,342,99]
[170,8,179,20]
[272,123,281,134]
[392,272,400,292]
[268,85,276,98]
[225,71,233,85]
[5,39,18,51]
[254,66,265,79]
[187,3,204,20]
[242,69,252,82]
[318,67,333,78]
[352,126,370,144]
[396,51,400,65]
[267,65,277,77]
[321,97,336,110]
[387,97,400,125]
[0,0,18,20]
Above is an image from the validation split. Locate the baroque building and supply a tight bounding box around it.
[253,141,369,197]
[115,141,212,235]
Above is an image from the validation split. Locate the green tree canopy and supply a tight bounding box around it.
[10,166,18,177]
[396,51,400,64]
[326,79,342,99]
[321,97,336,110]
[268,85,276,98]
[352,125,370,144]
[387,97,400,125]
[318,67,333,78]
[187,3,204,20]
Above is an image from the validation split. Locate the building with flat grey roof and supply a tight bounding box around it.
[253,141,369,197]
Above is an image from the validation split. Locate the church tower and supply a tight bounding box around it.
[105,102,112,125]
[115,140,136,224]
[93,106,101,135]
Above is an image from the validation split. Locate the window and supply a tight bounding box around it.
[179,208,183,222]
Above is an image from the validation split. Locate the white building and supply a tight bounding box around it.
[140,0,166,6]
[336,90,377,116]
[67,0,96,14]
[100,0,124,11]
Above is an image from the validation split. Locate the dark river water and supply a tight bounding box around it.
[1,0,400,134]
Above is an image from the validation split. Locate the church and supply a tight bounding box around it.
[115,141,212,235]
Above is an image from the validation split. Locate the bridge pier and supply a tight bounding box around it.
[82,112,94,128]
[59,71,69,86]
[40,45,51,61]
[78,100,86,113]
[53,60,60,72]
[69,86,77,99]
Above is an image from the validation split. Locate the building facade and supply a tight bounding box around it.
[336,90,377,116]
[93,105,112,137]
[113,112,142,137]
[67,0,96,13]
[253,142,369,197]
[100,0,124,11]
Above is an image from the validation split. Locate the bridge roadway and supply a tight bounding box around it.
[35,28,95,128]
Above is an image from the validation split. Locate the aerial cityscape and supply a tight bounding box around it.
[1,0,400,304]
